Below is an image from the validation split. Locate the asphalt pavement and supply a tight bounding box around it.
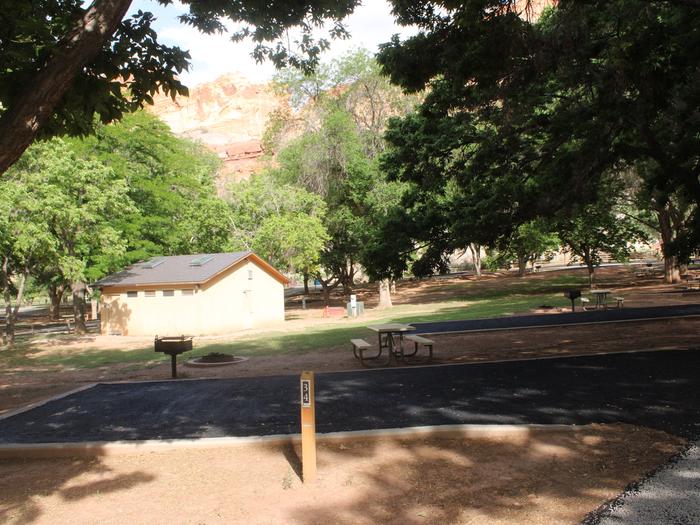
[411,303,700,334]
[1,349,698,444]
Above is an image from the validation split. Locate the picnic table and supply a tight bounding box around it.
[684,274,700,290]
[366,323,416,360]
[589,289,612,309]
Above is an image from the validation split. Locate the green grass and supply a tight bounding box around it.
[0,275,583,370]
[192,292,570,357]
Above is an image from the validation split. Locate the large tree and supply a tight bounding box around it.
[6,138,135,333]
[227,173,328,290]
[74,111,229,261]
[0,0,360,175]
[269,50,416,304]
[0,180,54,344]
[557,180,648,286]
[376,0,700,267]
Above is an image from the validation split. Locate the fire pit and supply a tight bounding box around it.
[186,352,248,368]
[154,335,193,379]
[563,289,582,312]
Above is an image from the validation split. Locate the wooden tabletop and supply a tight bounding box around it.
[366,323,415,333]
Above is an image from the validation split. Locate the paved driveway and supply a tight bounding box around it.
[411,303,700,334]
[1,349,699,444]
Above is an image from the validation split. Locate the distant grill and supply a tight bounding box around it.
[564,289,582,312]
[155,335,193,378]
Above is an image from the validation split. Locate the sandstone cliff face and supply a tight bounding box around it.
[149,72,283,189]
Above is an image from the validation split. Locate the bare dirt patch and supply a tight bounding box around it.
[0,424,684,525]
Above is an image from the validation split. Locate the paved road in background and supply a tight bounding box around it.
[2,349,698,444]
[411,303,700,334]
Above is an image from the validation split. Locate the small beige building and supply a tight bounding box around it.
[95,252,289,336]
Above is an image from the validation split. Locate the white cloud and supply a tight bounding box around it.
[132,0,417,86]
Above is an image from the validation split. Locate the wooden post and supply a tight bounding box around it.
[300,371,317,483]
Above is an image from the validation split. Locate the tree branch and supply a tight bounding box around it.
[0,0,133,175]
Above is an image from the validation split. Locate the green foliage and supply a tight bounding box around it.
[272,107,406,286]
[557,179,648,279]
[497,220,560,274]
[6,138,135,284]
[0,3,189,137]
[268,50,422,288]
[74,111,229,261]
[0,180,54,275]
[376,0,700,263]
[271,48,421,157]
[0,0,360,142]
[228,174,328,275]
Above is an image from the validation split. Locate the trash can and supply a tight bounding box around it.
[346,301,365,317]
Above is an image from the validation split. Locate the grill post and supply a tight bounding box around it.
[563,289,581,312]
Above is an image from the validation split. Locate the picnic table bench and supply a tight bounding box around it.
[351,325,435,366]
[351,338,380,366]
[404,334,434,360]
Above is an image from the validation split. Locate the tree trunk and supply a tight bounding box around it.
[517,256,528,277]
[2,262,28,346]
[0,0,134,175]
[71,281,87,334]
[587,264,595,288]
[378,278,393,309]
[469,243,482,278]
[2,257,13,346]
[48,283,65,321]
[319,281,330,306]
[657,206,681,284]
[664,256,681,283]
[303,273,309,296]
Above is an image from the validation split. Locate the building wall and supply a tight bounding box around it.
[100,259,285,336]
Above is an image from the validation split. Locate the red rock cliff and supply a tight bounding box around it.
[149,72,282,189]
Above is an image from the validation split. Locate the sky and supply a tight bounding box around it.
[128,1,418,86]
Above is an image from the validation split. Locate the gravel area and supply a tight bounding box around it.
[584,441,700,525]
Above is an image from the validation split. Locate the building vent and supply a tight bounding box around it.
[144,257,166,269]
[190,255,215,267]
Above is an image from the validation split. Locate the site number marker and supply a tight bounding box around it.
[300,371,317,483]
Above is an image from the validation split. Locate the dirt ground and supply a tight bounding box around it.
[0,424,685,525]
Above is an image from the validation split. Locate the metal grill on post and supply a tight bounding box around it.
[154,335,193,378]
[563,289,582,312]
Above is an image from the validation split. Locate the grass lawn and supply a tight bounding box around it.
[0,273,588,370]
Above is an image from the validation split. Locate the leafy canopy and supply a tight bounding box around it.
[73,111,230,261]
[375,0,700,270]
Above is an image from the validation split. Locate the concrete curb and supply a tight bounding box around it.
[0,423,575,459]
